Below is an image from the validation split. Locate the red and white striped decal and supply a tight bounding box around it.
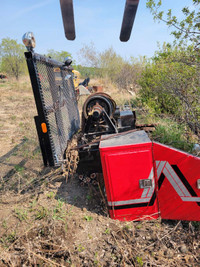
[156,161,200,203]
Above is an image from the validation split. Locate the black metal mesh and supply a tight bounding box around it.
[33,54,80,165]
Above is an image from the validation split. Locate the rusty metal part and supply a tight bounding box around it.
[81,92,118,136]
[90,173,96,179]
[82,92,116,119]
[89,102,104,119]
[78,173,99,186]
[79,174,84,180]
[92,86,103,93]
[71,128,138,151]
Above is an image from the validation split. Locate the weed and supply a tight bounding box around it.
[23,136,29,141]
[0,231,16,247]
[46,191,55,199]
[29,199,37,211]
[124,224,131,230]
[53,199,66,221]
[136,224,142,229]
[11,115,17,121]
[32,147,41,159]
[84,215,93,222]
[14,165,24,173]
[94,252,100,265]
[14,208,27,221]
[77,244,85,252]
[34,206,48,220]
[2,220,7,229]
[86,194,92,201]
[136,256,143,267]
[104,228,110,234]
[57,199,64,209]
[88,234,92,239]
[7,231,16,243]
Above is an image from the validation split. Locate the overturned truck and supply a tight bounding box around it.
[24,47,200,222]
[23,0,200,222]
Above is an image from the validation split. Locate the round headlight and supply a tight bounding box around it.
[22,32,36,51]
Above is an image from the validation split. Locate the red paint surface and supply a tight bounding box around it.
[153,142,200,221]
[100,143,159,221]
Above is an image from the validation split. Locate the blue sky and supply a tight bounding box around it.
[1,0,193,62]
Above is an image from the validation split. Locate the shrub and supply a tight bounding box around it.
[139,44,200,139]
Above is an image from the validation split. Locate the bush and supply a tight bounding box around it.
[139,44,200,139]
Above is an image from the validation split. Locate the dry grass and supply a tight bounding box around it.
[0,76,38,157]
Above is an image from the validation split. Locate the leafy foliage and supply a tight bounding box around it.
[46,49,73,64]
[0,38,27,79]
[78,44,144,90]
[146,0,200,49]
[139,44,200,139]
[75,64,101,78]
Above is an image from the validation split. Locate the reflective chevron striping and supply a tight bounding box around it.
[156,161,200,202]
[108,161,200,209]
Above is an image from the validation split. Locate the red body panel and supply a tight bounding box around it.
[153,142,200,221]
[100,137,159,221]
[100,131,200,222]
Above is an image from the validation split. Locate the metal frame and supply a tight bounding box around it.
[25,51,80,166]
[25,52,54,166]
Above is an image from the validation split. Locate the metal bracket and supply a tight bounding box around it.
[139,179,152,189]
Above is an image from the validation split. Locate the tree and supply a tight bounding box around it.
[46,49,74,64]
[78,42,100,68]
[0,38,26,80]
[99,47,125,80]
[146,0,200,49]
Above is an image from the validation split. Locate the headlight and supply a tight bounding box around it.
[22,32,36,51]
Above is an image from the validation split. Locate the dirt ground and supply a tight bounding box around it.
[0,78,199,266]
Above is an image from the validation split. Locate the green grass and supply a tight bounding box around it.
[14,208,28,221]
[52,199,66,221]
[136,109,195,153]
[46,191,55,199]
[104,228,110,234]
[83,215,93,222]
[152,118,194,153]
[136,256,143,267]
[34,206,48,220]
[14,165,24,173]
